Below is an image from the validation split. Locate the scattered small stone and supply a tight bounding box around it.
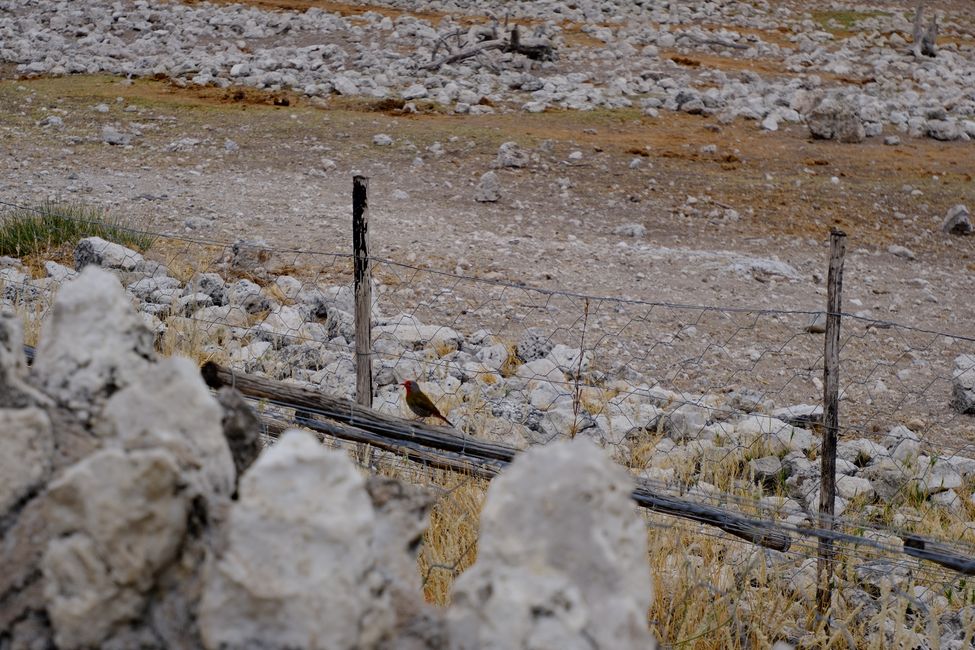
[614,222,647,238]
[807,97,865,143]
[804,312,827,333]
[883,135,901,146]
[474,171,500,203]
[496,141,530,169]
[761,115,779,131]
[100,125,132,146]
[926,120,961,141]
[516,328,553,363]
[332,76,358,96]
[372,133,393,146]
[401,83,427,100]
[38,115,63,128]
[887,244,916,260]
[942,204,972,236]
[953,355,975,415]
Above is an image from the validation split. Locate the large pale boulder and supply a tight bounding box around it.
[33,267,156,414]
[448,439,656,650]
[0,407,53,513]
[200,430,395,650]
[42,448,189,649]
[95,356,236,499]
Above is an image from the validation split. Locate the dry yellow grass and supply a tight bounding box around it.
[387,422,975,648]
[415,474,487,606]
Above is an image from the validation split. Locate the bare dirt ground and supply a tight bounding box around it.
[1,1,974,447]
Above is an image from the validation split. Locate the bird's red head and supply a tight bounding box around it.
[402,379,416,393]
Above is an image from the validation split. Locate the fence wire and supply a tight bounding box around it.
[3,198,975,647]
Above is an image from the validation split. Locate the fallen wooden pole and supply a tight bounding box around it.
[203,361,792,551]
[269,413,509,480]
[201,361,518,463]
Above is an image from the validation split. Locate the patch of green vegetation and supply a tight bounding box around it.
[812,9,889,32]
[0,201,155,258]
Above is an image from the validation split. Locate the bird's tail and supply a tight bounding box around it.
[438,414,454,427]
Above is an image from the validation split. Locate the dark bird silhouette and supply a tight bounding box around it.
[402,379,453,427]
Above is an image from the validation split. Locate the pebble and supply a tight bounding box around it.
[887,245,916,260]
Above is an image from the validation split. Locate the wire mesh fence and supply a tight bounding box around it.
[3,196,975,646]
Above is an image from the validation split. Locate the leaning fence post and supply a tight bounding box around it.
[352,175,373,410]
[816,228,847,617]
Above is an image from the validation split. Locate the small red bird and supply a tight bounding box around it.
[402,379,453,427]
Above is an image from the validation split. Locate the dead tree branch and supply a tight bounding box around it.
[421,25,555,71]
[430,28,467,61]
[912,2,938,58]
[683,34,749,51]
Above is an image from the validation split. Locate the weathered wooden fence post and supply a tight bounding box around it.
[816,228,847,617]
[353,175,373,410]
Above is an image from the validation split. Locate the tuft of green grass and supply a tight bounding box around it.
[0,201,155,258]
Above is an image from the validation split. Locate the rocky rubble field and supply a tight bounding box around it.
[2,0,975,140]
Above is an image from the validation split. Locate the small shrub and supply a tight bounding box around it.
[0,201,155,258]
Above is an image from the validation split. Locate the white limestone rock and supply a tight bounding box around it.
[474,171,501,203]
[95,356,236,499]
[200,430,394,650]
[807,96,866,143]
[495,141,530,168]
[375,313,462,352]
[952,354,975,415]
[0,407,53,513]
[548,344,593,377]
[42,448,189,649]
[33,267,156,415]
[448,439,656,650]
[74,236,144,271]
[942,204,972,236]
